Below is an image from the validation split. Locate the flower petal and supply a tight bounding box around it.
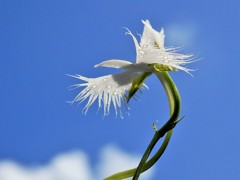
[138,20,194,74]
[94,59,133,69]
[138,49,194,74]
[69,70,141,117]
[141,20,165,49]
[124,28,145,61]
[140,20,155,48]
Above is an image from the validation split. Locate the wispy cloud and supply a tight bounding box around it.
[165,22,198,48]
[0,145,154,180]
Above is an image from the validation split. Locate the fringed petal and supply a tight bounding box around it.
[137,48,195,74]
[69,70,140,117]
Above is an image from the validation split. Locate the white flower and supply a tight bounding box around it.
[69,20,194,117]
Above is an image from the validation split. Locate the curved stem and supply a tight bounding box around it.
[104,71,181,180]
[132,71,181,180]
[104,131,172,180]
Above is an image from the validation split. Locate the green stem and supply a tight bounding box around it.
[104,131,172,180]
[132,71,181,180]
[104,70,181,180]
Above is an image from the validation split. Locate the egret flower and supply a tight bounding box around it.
[69,20,194,117]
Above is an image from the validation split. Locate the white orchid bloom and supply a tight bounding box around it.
[69,20,194,117]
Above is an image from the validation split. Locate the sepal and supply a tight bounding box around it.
[127,72,152,103]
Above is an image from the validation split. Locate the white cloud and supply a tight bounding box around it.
[50,151,93,180]
[96,145,154,180]
[0,151,93,180]
[0,145,154,180]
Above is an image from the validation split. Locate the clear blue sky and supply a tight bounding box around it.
[1,0,240,179]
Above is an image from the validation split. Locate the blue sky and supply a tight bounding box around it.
[1,0,240,179]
